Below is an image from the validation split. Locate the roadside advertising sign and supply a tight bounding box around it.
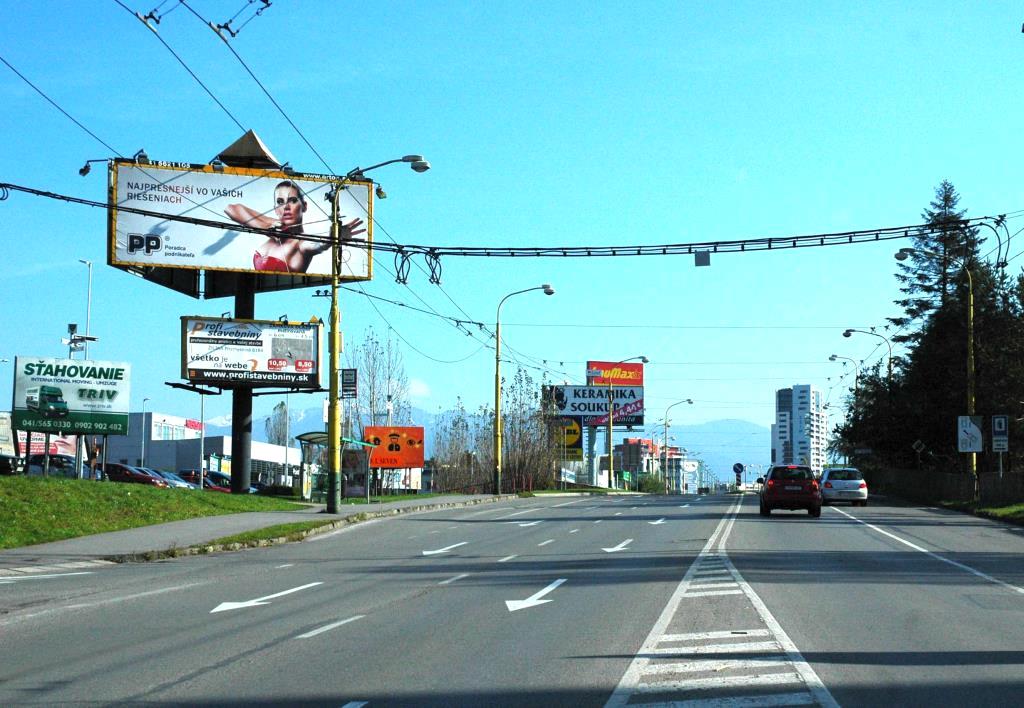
[15,431,78,456]
[110,161,373,281]
[12,357,131,434]
[957,415,984,453]
[364,426,425,469]
[0,413,14,457]
[181,317,322,388]
[555,416,583,461]
[586,360,645,386]
[547,385,644,426]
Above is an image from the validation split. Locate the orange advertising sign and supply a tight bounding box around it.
[363,426,425,469]
[586,360,645,386]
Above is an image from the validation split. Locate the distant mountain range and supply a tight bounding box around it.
[206,405,770,481]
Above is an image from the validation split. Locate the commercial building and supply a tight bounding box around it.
[771,385,827,473]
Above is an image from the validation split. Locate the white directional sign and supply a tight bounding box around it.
[992,414,1009,453]
[957,416,983,453]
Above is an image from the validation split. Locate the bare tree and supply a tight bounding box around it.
[264,400,289,446]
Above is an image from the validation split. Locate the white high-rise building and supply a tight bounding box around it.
[771,385,827,473]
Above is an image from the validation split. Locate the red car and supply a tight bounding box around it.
[758,464,821,518]
[177,470,230,493]
[103,463,170,488]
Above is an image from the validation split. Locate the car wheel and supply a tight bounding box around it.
[809,505,821,518]
[860,500,868,507]
[821,499,830,506]
[759,501,770,516]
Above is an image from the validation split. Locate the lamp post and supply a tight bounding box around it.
[829,354,860,394]
[323,155,429,513]
[494,284,556,495]
[606,355,648,490]
[79,259,93,359]
[895,246,976,484]
[663,399,692,494]
[842,329,892,390]
[140,397,150,467]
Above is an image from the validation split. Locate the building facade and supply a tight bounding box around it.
[771,385,827,473]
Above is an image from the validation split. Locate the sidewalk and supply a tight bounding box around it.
[0,494,510,577]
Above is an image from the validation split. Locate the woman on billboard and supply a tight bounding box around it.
[224,181,365,273]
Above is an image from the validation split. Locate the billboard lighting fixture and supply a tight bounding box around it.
[279,314,288,323]
[280,162,296,175]
[220,311,231,318]
[210,158,225,172]
[376,185,387,200]
[133,149,149,164]
[78,158,108,177]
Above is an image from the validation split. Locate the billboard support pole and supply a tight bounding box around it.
[230,277,254,494]
[327,188,342,514]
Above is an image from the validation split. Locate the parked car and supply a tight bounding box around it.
[820,467,868,506]
[177,470,231,493]
[758,464,822,517]
[1,454,21,475]
[26,454,88,479]
[103,463,169,488]
[143,468,198,490]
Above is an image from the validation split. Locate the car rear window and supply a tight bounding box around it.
[827,469,863,481]
[770,466,813,480]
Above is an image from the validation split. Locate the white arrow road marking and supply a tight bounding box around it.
[518,520,542,527]
[211,582,323,613]
[603,539,634,553]
[297,615,365,639]
[422,542,468,556]
[649,518,667,525]
[505,578,567,612]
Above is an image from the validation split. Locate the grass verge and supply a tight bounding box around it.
[0,476,306,549]
[210,520,338,546]
[938,499,1024,525]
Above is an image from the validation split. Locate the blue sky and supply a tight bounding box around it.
[3,2,1023,462]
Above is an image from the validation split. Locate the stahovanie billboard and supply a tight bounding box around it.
[110,161,372,280]
[12,357,131,435]
[181,317,322,388]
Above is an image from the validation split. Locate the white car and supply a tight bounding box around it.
[820,467,868,506]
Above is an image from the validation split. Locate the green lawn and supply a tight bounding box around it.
[0,476,306,549]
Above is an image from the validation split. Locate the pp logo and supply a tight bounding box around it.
[127,233,163,255]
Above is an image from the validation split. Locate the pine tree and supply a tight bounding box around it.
[890,180,981,344]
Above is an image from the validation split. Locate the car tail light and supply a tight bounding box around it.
[859,482,867,489]
[810,481,819,491]
[766,479,775,488]
[824,481,833,488]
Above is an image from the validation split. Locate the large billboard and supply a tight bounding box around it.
[12,357,132,434]
[586,360,645,386]
[181,317,322,388]
[110,161,372,280]
[363,426,425,469]
[546,385,645,426]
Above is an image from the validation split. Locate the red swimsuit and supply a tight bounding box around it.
[253,252,289,272]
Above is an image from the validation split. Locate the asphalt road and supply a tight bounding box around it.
[3,493,1024,706]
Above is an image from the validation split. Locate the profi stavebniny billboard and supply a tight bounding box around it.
[181,317,322,388]
[109,161,373,280]
[11,357,132,435]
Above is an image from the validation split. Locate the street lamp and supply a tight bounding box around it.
[663,399,693,494]
[494,284,556,495]
[323,155,429,513]
[140,397,150,467]
[829,354,860,394]
[842,328,893,390]
[895,246,976,483]
[606,355,648,490]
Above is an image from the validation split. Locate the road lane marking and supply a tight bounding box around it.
[422,542,469,556]
[538,539,554,546]
[276,564,294,568]
[0,572,93,583]
[505,578,566,612]
[570,529,580,534]
[606,496,837,708]
[689,581,740,590]
[341,702,368,708]
[643,657,790,674]
[649,518,666,525]
[602,539,633,553]
[594,519,603,523]
[553,500,583,507]
[497,509,537,519]
[832,506,1024,596]
[211,582,324,614]
[439,573,470,585]
[614,512,623,516]
[297,615,365,639]
[498,555,518,563]
[679,504,691,508]
[517,520,542,527]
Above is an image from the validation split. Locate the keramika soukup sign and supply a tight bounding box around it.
[363,426,425,468]
[545,385,645,426]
